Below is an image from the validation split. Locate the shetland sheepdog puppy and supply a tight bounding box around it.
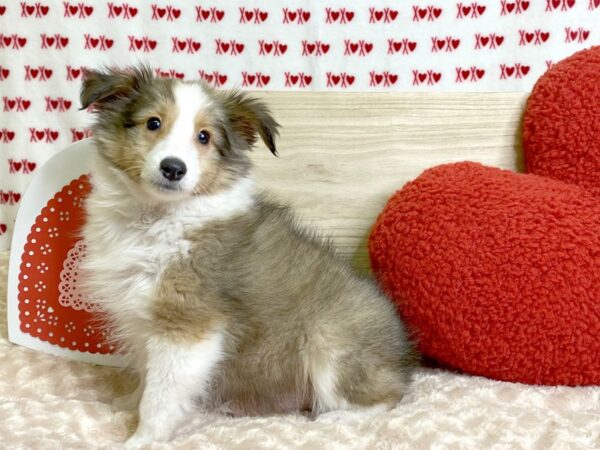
[79,66,417,446]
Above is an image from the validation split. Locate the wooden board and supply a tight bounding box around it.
[248,92,529,272]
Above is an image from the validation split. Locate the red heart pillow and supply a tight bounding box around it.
[369,162,600,386]
[523,46,600,195]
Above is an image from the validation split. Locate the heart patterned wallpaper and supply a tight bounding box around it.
[0,0,598,249]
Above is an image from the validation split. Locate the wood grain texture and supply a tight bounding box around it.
[248,92,529,271]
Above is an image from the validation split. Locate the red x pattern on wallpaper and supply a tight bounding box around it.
[0,0,598,249]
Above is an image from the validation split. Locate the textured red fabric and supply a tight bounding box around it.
[369,162,600,386]
[523,46,600,196]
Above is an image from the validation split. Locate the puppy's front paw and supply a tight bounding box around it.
[123,432,158,449]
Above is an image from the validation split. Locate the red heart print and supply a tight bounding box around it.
[495,36,504,46]
[375,11,383,21]
[6,131,14,141]
[521,66,530,75]
[50,131,59,141]
[350,43,358,53]
[35,130,45,141]
[90,38,99,48]
[26,5,34,15]
[393,42,402,52]
[290,75,299,85]
[157,8,166,18]
[321,44,330,54]
[259,11,268,21]
[288,11,297,21]
[149,40,157,50]
[22,100,30,110]
[433,8,442,17]
[192,42,201,52]
[172,8,180,18]
[13,193,21,202]
[105,39,113,49]
[216,10,224,21]
[408,42,417,52]
[27,162,36,171]
[129,7,137,17]
[14,162,23,172]
[477,5,486,14]
[541,32,550,42]
[46,37,55,47]
[113,5,122,16]
[261,75,270,85]
[437,40,445,50]
[389,10,398,20]
[418,8,427,19]
[220,42,230,53]
[418,73,427,83]
[462,70,470,80]
[51,100,58,110]
[71,68,81,78]
[331,75,341,85]
[506,66,515,76]
[247,74,256,84]
[18,37,26,47]
[433,73,441,83]
[506,3,515,12]
[40,5,48,15]
[63,100,71,110]
[522,1,530,10]
[218,74,227,85]
[244,10,253,21]
[346,75,355,85]
[0,224,6,234]
[331,11,340,21]
[60,37,68,47]
[345,11,354,21]
[178,40,186,51]
[0,6,6,15]
[526,33,534,43]
[303,75,312,85]
[375,74,383,84]
[481,36,490,46]
[235,43,244,53]
[7,100,15,110]
[1,69,9,78]
[476,69,485,79]
[44,69,52,79]
[364,43,373,53]
[388,74,398,84]
[265,43,273,53]
[278,44,287,54]
[462,6,471,15]
[84,6,93,16]
[302,11,310,22]
[2,36,11,47]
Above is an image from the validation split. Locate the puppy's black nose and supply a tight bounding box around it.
[160,158,187,182]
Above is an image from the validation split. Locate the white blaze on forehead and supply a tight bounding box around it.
[142,83,212,193]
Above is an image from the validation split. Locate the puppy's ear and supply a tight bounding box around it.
[80,65,153,110]
[221,91,280,156]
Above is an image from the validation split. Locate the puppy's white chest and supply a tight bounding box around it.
[83,204,190,319]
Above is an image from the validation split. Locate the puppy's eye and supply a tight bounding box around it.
[146,117,161,131]
[197,130,210,145]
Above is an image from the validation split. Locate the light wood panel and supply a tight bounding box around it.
[248,92,529,272]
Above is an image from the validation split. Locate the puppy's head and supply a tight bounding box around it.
[80,65,279,201]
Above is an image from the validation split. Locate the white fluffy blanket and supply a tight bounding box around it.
[1,251,599,449]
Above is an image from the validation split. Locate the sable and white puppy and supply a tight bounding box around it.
[79,66,417,446]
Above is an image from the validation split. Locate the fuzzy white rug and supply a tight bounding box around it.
[1,251,599,450]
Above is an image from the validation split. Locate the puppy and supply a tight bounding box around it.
[79,66,417,446]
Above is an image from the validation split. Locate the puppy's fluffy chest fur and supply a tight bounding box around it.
[82,161,255,339]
